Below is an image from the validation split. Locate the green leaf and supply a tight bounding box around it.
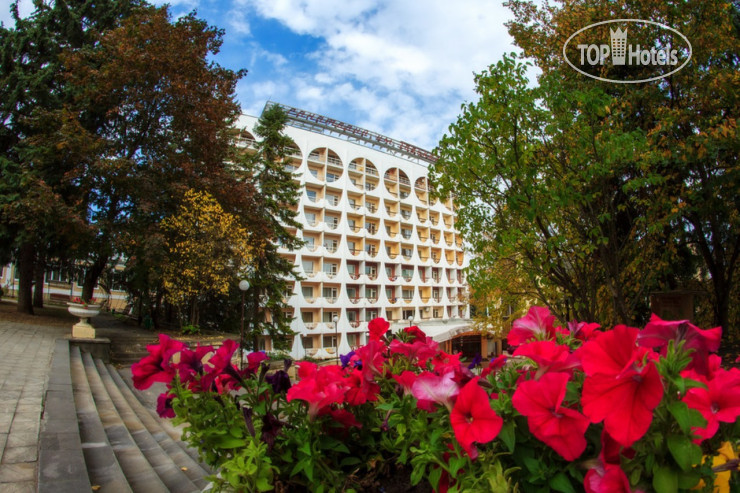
[653,465,678,493]
[667,435,702,472]
[215,436,247,449]
[548,472,576,493]
[498,421,516,452]
[340,457,361,467]
[667,401,692,435]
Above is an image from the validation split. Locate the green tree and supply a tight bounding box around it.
[433,1,739,333]
[505,0,740,332]
[0,0,141,314]
[232,104,303,350]
[54,5,245,303]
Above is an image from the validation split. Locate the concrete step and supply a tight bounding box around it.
[70,345,132,492]
[38,340,92,493]
[94,359,201,492]
[81,351,169,493]
[117,368,208,470]
[107,364,212,488]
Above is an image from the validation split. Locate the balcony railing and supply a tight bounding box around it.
[366,168,378,176]
[327,156,342,167]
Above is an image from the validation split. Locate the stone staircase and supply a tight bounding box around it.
[39,340,212,492]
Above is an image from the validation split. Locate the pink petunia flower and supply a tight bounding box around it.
[411,370,461,412]
[508,306,558,347]
[637,314,721,377]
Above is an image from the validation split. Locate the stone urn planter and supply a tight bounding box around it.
[68,302,101,339]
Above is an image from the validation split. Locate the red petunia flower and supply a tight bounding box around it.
[286,362,347,418]
[131,334,186,390]
[430,350,463,375]
[637,314,721,377]
[403,325,428,343]
[566,320,602,342]
[513,340,581,379]
[584,463,635,493]
[481,355,507,378]
[508,306,558,347]
[450,377,502,457]
[368,317,390,342]
[156,392,176,418]
[682,366,740,442]
[344,368,381,405]
[389,338,439,366]
[355,340,386,382]
[580,326,663,447]
[392,370,417,396]
[512,372,589,460]
[246,351,269,374]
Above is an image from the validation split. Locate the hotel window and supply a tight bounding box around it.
[323,263,338,275]
[323,287,338,299]
[366,309,378,321]
[302,286,313,298]
[301,312,314,323]
[323,311,338,323]
[402,288,414,300]
[302,260,314,274]
[301,336,314,349]
[307,190,317,201]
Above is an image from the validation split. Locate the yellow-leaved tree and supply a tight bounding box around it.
[161,189,254,327]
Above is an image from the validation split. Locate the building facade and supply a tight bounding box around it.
[239,103,471,359]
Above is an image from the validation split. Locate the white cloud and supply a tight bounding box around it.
[242,0,516,149]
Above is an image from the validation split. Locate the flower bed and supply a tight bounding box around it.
[132,307,740,492]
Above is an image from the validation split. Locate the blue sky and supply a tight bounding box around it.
[2,0,518,151]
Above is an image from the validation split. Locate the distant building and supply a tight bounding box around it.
[239,103,471,359]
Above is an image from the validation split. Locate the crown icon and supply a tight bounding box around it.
[610,27,627,65]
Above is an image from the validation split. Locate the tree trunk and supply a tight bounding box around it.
[82,254,109,301]
[16,244,36,315]
[33,258,45,308]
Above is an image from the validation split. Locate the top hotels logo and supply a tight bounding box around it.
[563,19,692,83]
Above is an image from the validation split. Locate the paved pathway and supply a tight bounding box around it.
[0,321,68,492]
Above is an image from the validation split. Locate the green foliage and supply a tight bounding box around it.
[230,105,303,349]
[433,0,740,334]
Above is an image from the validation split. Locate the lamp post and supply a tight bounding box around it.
[333,314,339,364]
[407,314,413,327]
[238,279,250,370]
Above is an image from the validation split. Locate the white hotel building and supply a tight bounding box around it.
[240,103,472,360]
